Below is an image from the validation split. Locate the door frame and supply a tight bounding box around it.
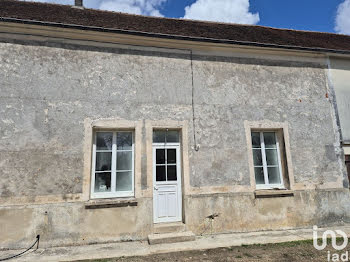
[152,143,182,224]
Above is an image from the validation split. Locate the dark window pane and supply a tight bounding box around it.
[156,166,166,181]
[95,172,111,192]
[264,132,277,148]
[254,167,265,185]
[266,149,278,166]
[253,149,263,166]
[156,149,165,164]
[268,167,281,184]
[345,155,350,188]
[117,132,132,150]
[153,130,166,143]
[167,149,176,164]
[166,131,179,143]
[167,165,177,181]
[96,132,113,150]
[251,132,261,148]
[116,171,132,191]
[95,152,112,171]
[117,151,132,171]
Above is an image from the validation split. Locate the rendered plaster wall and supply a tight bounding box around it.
[329,58,350,143]
[0,39,348,248]
[0,198,153,249]
[185,189,350,235]
[1,189,350,249]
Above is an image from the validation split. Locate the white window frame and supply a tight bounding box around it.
[253,131,285,190]
[91,131,135,199]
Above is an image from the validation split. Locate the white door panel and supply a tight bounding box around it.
[157,193,167,218]
[153,145,182,223]
[167,193,177,217]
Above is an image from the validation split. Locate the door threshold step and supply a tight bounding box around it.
[153,222,186,234]
[148,231,196,245]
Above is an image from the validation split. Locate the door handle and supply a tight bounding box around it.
[154,186,158,191]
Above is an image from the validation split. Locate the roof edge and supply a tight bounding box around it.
[7,0,350,38]
[1,16,350,55]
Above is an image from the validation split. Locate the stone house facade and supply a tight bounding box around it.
[1,0,350,249]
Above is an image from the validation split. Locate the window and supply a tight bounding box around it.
[153,130,180,144]
[251,131,284,189]
[91,131,134,198]
[346,155,350,188]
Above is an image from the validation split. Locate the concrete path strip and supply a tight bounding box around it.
[2,225,350,262]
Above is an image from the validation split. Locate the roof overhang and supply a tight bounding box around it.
[1,17,350,59]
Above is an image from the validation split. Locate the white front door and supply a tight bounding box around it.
[153,145,182,223]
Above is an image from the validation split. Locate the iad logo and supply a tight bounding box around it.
[313,225,349,261]
[313,225,348,250]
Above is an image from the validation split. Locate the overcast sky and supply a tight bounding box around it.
[22,0,350,35]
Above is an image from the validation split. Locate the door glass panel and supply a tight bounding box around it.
[254,167,265,184]
[251,132,261,148]
[268,167,281,184]
[167,165,177,181]
[253,149,262,166]
[264,132,277,148]
[95,172,111,192]
[116,151,132,171]
[166,131,179,143]
[153,130,166,143]
[265,149,278,166]
[156,149,165,164]
[96,132,113,150]
[117,132,132,150]
[116,171,132,191]
[167,149,176,164]
[156,166,166,181]
[95,152,112,171]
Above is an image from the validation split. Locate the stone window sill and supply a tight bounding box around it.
[254,190,294,199]
[85,198,138,209]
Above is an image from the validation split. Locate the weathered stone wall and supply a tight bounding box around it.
[190,56,340,188]
[0,41,342,195]
[0,39,349,249]
[0,42,193,197]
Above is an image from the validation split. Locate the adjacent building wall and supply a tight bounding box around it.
[328,57,350,188]
[329,58,350,144]
[1,35,350,249]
